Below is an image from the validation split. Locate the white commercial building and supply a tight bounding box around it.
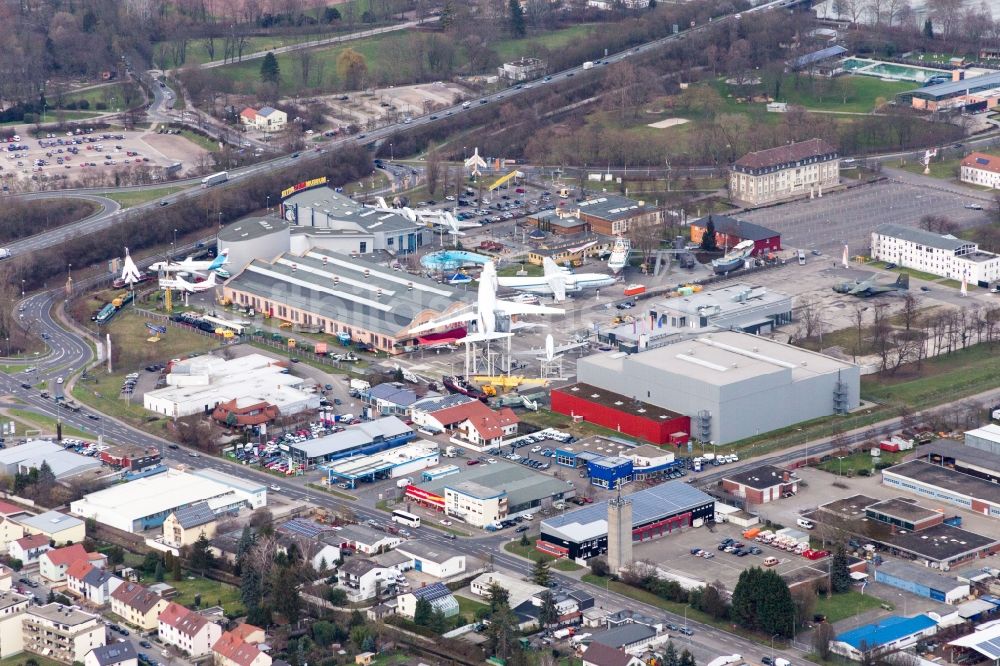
[577,330,860,444]
[0,440,101,479]
[729,138,839,206]
[143,353,319,419]
[395,541,466,579]
[189,469,267,509]
[70,469,262,532]
[471,572,546,609]
[325,441,439,488]
[871,223,1000,287]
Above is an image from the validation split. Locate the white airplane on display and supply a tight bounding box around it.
[371,198,479,236]
[496,257,617,302]
[517,333,591,362]
[408,261,564,343]
[150,249,230,274]
[158,272,218,293]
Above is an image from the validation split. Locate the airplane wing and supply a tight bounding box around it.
[549,275,567,303]
[848,279,873,295]
[493,300,565,317]
[407,311,478,336]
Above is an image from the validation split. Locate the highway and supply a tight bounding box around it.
[3,0,795,258]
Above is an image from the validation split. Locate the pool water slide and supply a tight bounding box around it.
[420,250,492,270]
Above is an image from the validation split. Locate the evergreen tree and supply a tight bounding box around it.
[260,52,281,84]
[487,583,510,614]
[701,216,718,251]
[508,0,526,37]
[486,603,519,660]
[520,532,530,547]
[538,590,558,627]
[413,597,433,626]
[189,534,214,573]
[429,609,447,634]
[758,568,796,637]
[923,18,934,38]
[665,641,679,666]
[679,649,697,666]
[831,546,851,594]
[241,563,263,609]
[272,565,302,622]
[531,557,552,587]
[154,560,164,582]
[171,555,182,581]
[731,567,762,630]
[236,526,255,563]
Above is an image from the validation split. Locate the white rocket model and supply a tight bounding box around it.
[842,244,849,269]
[408,261,564,342]
[121,248,142,287]
[961,275,968,297]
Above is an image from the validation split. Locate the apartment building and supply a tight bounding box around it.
[158,602,221,657]
[23,604,105,664]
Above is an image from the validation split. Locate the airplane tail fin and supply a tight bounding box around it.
[895,274,909,290]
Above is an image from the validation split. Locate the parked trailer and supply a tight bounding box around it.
[201,171,228,188]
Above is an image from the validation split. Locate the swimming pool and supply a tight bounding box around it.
[841,57,950,83]
[420,250,492,270]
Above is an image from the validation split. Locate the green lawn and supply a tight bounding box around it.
[866,260,943,282]
[815,450,905,476]
[142,574,244,615]
[60,82,142,111]
[898,157,962,180]
[456,594,489,621]
[178,129,219,153]
[100,186,186,209]
[162,32,338,67]
[714,74,913,114]
[0,654,65,666]
[861,341,1000,409]
[814,591,887,623]
[211,23,599,96]
[497,263,544,277]
[503,538,582,571]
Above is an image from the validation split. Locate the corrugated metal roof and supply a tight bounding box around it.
[837,615,937,650]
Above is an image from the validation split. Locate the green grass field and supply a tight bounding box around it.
[898,157,962,180]
[211,23,599,96]
[714,74,913,114]
[141,573,244,615]
[0,654,64,666]
[4,407,96,440]
[164,32,337,67]
[814,591,886,623]
[815,450,905,476]
[456,594,489,621]
[61,82,142,111]
[100,186,186,209]
[178,129,219,152]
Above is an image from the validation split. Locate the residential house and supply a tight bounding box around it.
[240,107,286,132]
[85,643,138,666]
[213,626,270,666]
[410,395,480,433]
[396,582,459,619]
[67,561,123,606]
[337,559,397,603]
[162,503,218,549]
[0,517,25,552]
[336,525,403,555]
[110,582,169,631]
[309,541,341,573]
[9,534,50,565]
[23,603,105,664]
[158,602,222,658]
[0,590,29,658]
[457,407,519,449]
[0,565,12,592]
[582,642,645,666]
[17,511,86,546]
[497,57,547,81]
[40,544,106,587]
[729,138,839,206]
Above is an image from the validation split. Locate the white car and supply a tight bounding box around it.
[523,514,534,520]
[487,458,497,464]
[530,446,542,453]
[440,519,453,526]
[56,377,63,384]
[269,484,281,492]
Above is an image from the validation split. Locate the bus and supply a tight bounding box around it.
[201,171,228,188]
[391,510,421,528]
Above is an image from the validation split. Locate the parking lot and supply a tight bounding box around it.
[0,124,209,189]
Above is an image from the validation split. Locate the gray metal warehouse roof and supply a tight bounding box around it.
[285,187,420,234]
[906,71,1000,100]
[542,481,714,544]
[291,416,413,460]
[225,250,473,338]
[219,216,289,242]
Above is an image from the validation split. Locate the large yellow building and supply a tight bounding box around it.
[729,139,839,206]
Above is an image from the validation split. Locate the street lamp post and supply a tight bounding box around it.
[771,633,778,661]
[172,228,178,259]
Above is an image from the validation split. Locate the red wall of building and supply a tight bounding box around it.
[550,390,690,446]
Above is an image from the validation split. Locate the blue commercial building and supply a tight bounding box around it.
[834,615,938,660]
[289,416,415,465]
[872,560,969,604]
[588,456,634,489]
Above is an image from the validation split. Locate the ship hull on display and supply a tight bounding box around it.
[607,237,630,273]
[442,375,489,402]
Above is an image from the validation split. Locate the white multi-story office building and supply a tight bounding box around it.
[871,223,1000,287]
[729,138,839,205]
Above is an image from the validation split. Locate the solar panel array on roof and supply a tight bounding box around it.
[411,582,452,601]
[978,157,991,165]
[277,518,330,539]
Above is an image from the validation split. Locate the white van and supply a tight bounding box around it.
[796,518,815,530]
[395,477,411,488]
